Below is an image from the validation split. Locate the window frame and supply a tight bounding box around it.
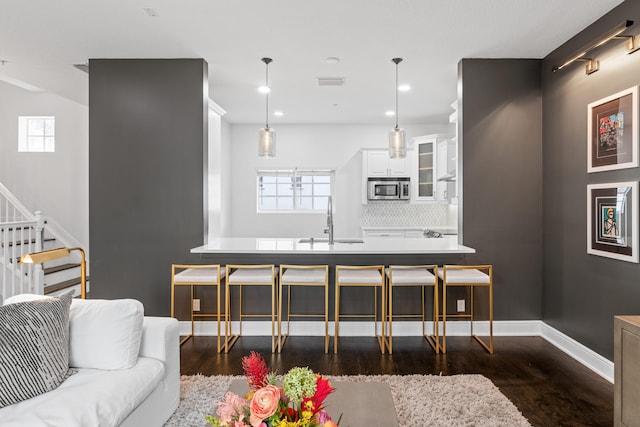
[256,169,335,213]
[18,116,56,153]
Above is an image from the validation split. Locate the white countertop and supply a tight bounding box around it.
[361,226,457,233]
[191,237,475,255]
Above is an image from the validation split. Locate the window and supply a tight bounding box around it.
[257,169,334,212]
[18,116,55,152]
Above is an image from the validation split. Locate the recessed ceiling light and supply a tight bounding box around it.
[142,8,158,17]
[398,84,411,92]
[385,111,395,116]
[258,85,271,94]
[325,57,340,64]
[274,111,284,116]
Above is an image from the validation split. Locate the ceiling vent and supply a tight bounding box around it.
[316,77,345,86]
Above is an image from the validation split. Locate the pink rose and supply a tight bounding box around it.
[249,385,280,427]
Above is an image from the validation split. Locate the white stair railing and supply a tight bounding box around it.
[1,182,34,223]
[1,214,44,299]
[1,182,45,300]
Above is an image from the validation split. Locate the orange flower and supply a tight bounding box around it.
[249,385,280,427]
[324,421,339,427]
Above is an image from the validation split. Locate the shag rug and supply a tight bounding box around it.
[165,374,531,427]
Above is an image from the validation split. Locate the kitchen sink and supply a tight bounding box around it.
[297,238,364,244]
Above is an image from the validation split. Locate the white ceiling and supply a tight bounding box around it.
[0,0,623,125]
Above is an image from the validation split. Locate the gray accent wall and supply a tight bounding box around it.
[459,59,543,321]
[542,0,640,359]
[89,59,207,316]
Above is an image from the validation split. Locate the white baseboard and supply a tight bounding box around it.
[180,319,613,382]
[540,322,613,383]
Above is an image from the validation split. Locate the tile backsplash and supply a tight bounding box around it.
[361,201,453,226]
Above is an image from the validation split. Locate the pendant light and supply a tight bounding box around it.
[389,57,406,159]
[258,57,275,158]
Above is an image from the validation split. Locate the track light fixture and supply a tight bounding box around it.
[552,20,638,75]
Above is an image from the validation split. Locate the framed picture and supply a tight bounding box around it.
[587,86,638,173]
[587,181,638,263]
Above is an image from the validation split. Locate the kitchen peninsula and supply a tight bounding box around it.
[190,237,476,328]
[191,237,475,265]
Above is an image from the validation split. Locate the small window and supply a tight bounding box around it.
[257,169,334,212]
[18,116,55,152]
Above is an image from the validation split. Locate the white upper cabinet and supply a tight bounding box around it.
[365,150,410,177]
[436,139,457,201]
[411,134,453,202]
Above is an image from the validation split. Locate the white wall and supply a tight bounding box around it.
[0,81,89,250]
[228,123,452,237]
[207,108,233,240]
[220,119,232,237]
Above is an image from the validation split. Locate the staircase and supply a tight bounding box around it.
[1,182,88,301]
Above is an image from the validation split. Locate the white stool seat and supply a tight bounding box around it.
[386,267,436,284]
[228,267,278,283]
[438,265,493,354]
[281,268,326,283]
[171,264,225,351]
[174,267,226,283]
[338,269,382,284]
[438,268,490,284]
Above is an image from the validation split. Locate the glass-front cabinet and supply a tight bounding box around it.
[411,135,436,201]
[411,134,454,202]
[417,140,434,199]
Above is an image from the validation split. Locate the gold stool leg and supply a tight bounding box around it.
[442,280,447,353]
[334,283,340,353]
[388,282,393,354]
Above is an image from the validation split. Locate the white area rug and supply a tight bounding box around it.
[165,374,532,427]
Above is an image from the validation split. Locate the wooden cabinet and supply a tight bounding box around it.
[615,316,640,427]
[365,150,409,177]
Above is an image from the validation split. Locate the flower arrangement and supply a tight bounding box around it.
[206,351,340,427]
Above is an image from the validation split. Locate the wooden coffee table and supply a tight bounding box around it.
[228,379,398,427]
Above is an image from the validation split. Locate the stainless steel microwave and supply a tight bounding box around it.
[367,177,410,200]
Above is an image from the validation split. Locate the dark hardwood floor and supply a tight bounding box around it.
[180,335,613,427]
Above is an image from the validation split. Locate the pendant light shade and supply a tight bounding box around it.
[389,127,406,158]
[389,57,406,159]
[258,57,275,158]
[258,127,275,158]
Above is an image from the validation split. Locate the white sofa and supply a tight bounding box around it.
[0,295,180,427]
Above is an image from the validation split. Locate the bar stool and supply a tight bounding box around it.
[384,265,439,354]
[438,265,493,353]
[170,264,226,352]
[225,264,279,353]
[278,265,329,353]
[334,265,385,354]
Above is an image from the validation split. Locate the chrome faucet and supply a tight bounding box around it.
[324,195,334,245]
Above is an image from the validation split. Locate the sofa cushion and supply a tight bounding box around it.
[0,357,165,427]
[3,295,145,370]
[69,298,144,370]
[0,291,73,408]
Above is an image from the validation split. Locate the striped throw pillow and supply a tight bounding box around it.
[0,291,73,408]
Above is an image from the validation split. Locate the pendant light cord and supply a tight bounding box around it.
[261,57,273,129]
[395,61,399,129]
[265,61,269,128]
[392,58,403,130]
